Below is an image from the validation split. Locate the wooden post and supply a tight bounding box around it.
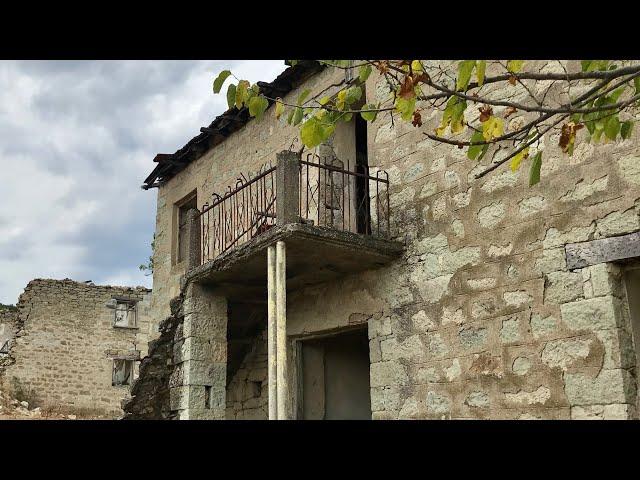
[267,245,277,420]
[276,240,288,419]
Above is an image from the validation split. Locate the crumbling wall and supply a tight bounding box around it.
[2,279,153,417]
[225,329,268,420]
[122,296,182,420]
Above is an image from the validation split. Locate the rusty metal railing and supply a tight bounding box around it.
[299,153,390,238]
[198,153,390,265]
[199,164,277,263]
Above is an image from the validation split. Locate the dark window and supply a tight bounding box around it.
[177,194,197,263]
[354,114,371,234]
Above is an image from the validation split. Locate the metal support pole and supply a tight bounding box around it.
[267,245,277,420]
[276,240,288,420]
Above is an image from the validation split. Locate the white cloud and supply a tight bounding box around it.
[0,60,285,304]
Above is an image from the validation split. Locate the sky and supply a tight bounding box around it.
[0,60,286,304]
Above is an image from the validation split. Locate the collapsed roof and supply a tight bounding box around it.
[142,60,324,190]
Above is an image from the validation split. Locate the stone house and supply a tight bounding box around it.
[0,279,153,418]
[131,60,640,420]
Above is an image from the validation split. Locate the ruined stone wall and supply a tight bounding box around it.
[150,60,640,419]
[150,66,346,325]
[0,307,18,372]
[1,279,153,417]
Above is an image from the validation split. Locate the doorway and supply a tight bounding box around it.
[298,328,371,420]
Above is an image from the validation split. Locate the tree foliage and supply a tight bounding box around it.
[213,60,640,186]
[139,234,155,276]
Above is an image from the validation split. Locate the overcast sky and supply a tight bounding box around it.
[0,60,286,304]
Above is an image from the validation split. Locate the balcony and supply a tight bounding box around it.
[182,150,403,302]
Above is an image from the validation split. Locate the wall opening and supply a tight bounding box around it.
[112,359,135,386]
[175,191,198,264]
[354,112,371,235]
[624,265,640,372]
[298,328,371,420]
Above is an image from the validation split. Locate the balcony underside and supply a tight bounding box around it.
[184,223,404,303]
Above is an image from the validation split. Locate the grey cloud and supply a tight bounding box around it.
[0,59,286,303]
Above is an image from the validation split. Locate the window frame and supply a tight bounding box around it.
[174,190,198,265]
[112,358,135,387]
[113,299,138,329]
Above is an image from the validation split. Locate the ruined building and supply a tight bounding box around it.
[126,60,640,420]
[0,279,152,418]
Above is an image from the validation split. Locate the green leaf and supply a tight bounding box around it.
[361,103,378,122]
[248,95,269,120]
[456,60,476,91]
[235,80,249,109]
[610,86,626,103]
[300,117,336,148]
[297,89,311,105]
[621,120,634,139]
[226,83,237,109]
[292,107,304,126]
[450,100,467,135]
[358,64,372,82]
[344,86,362,105]
[529,151,542,186]
[319,96,331,106]
[476,60,486,86]
[395,96,416,121]
[581,60,592,72]
[635,77,640,96]
[213,70,231,94]
[507,60,524,73]
[605,115,620,140]
[467,130,488,160]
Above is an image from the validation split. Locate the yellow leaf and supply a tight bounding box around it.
[476,60,486,86]
[507,60,525,73]
[451,115,465,134]
[482,116,504,141]
[337,90,347,110]
[510,147,530,172]
[275,98,284,119]
[411,60,423,72]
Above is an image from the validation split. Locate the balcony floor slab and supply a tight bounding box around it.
[183,223,404,303]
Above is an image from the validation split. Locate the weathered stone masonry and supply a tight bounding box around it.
[1,279,153,417]
[140,60,640,419]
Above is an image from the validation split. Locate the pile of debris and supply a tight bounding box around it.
[0,388,76,420]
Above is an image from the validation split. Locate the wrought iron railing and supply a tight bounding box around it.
[200,164,277,263]
[198,153,390,265]
[299,153,390,237]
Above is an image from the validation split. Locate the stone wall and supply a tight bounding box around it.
[149,60,640,419]
[0,307,18,371]
[148,66,346,325]
[1,279,153,418]
[225,329,268,420]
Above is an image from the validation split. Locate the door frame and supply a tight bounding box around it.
[290,324,370,420]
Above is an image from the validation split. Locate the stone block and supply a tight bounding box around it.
[560,296,623,331]
[564,368,635,406]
